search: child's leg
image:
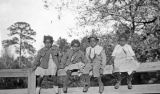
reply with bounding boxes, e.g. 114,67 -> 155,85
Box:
81,74 -> 90,92
127,71 -> 134,89
93,63 -> 104,93
81,63 -> 92,92
51,75 -> 59,94
36,75 -> 44,94
63,70 -> 71,93
113,72 -> 122,89
97,75 -> 104,94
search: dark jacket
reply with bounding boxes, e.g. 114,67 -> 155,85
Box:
34,46 -> 59,69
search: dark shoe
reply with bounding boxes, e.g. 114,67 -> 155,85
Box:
99,84 -> 104,93
98,77 -> 104,93
127,81 -> 132,89
114,72 -> 121,89
63,91 -> 67,93
63,87 -> 67,93
127,73 -> 133,89
83,84 -> 89,92
114,81 -> 121,89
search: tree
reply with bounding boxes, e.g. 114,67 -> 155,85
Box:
57,37 -> 70,53
0,47 -> 15,69
43,0 -> 160,62
2,22 -> 36,68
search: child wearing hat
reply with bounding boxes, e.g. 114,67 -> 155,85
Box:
82,34 -> 106,94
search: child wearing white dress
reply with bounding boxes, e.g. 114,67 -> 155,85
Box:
112,35 -> 139,89
32,36 -> 59,94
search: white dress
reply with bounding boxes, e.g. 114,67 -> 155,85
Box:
112,44 -> 140,74
35,54 -> 57,76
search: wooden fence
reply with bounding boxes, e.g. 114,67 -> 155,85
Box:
0,61 -> 160,94
0,69 -> 36,94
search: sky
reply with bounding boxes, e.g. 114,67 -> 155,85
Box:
0,0 -> 114,57
0,0 -> 80,53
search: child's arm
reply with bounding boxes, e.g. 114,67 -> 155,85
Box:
32,50 -> 42,71
81,51 -> 88,64
101,49 -> 107,69
60,50 -> 69,68
111,45 -> 118,66
85,47 -> 91,63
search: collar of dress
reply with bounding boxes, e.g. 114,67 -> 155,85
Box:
87,45 -> 103,55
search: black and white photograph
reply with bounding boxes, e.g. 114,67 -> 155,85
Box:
0,0 -> 160,94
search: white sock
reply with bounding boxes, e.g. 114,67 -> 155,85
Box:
54,86 -> 58,93
36,87 -> 40,94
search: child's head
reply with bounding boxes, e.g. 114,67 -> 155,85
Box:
118,34 -> 128,46
43,35 -> 53,48
71,39 -> 80,51
88,35 -> 99,47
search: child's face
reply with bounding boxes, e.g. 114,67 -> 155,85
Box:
119,37 -> 126,46
44,39 -> 52,48
72,43 -> 80,51
89,38 -> 98,47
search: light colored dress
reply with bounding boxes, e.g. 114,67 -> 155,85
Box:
112,44 -> 139,74
35,54 -> 57,76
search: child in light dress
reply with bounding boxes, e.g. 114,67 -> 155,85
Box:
112,34 -> 139,89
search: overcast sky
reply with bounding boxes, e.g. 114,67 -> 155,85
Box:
0,0 -> 79,52
0,0 -> 114,57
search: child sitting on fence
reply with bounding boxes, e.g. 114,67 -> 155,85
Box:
111,34 -> 139,89
32,35 -> 59,94
60,39 -> 86,93
82,34 -> 106,94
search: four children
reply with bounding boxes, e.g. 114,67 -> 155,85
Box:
32,32 -> 139,94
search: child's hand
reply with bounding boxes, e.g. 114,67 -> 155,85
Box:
99,68 -> 103,75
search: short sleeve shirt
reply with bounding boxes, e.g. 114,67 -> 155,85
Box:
112,44 -> 135,58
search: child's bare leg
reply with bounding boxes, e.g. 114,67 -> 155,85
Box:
36,75 -> 44,94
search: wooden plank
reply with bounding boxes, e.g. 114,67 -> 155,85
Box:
62,84 -> 160,94
1,84 -> 160,94
38,84 -> 160,94
0,72 -> 28,77
0,69 -> 28,77
28,69 -> 36,94
137,62 -> 160,72
58,61 -> 160,76
0,69 -> 28,73
0,89 -> 27,94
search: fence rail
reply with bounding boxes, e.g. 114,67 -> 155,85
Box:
0,61 -> 160,94
0,68 -> 36,94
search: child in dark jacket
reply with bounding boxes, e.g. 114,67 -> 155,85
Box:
32,35 -> 59,94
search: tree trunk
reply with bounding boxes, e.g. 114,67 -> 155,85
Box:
19,30 -> 22,68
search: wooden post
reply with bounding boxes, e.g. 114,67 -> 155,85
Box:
28,69 -> 36,94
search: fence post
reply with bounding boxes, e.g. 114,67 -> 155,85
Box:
28,69 -> 36,94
